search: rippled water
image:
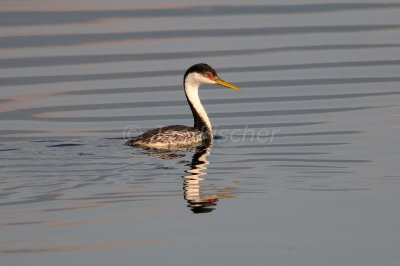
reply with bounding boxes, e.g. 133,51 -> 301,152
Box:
1,1 -> 400,265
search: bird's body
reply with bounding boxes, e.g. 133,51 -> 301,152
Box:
126,125 -> 204,151
125,63 -> 240,151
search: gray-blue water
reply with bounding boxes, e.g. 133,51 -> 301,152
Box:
1,1 -> 400,265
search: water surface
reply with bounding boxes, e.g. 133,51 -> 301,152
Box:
1,1 -> 400,265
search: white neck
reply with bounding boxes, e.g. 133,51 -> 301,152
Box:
184,73 -> 212,135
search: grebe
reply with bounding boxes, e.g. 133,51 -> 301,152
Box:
125,63 -> 240,150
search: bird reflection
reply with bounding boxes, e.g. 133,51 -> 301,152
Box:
144,144 -> 237,213
183,146 -> 237,214
184,147 -> 216,213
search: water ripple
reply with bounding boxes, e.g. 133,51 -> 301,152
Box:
1,24 -> 399,49
27,105 -> 391,122
1,3 -> 399,27
1,46 -> 399,69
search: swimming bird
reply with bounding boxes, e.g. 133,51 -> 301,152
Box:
125,63 -> 240,151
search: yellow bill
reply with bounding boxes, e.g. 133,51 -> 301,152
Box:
215,79 -> 241,90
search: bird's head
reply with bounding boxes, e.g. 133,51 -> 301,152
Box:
183,63 -> 240,90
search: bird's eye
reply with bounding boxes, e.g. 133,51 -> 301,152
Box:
209,74 -> 214,79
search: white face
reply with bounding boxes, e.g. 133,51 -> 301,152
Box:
186,72 -> 217,86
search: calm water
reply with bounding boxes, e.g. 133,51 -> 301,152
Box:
1,1 -> 400,265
